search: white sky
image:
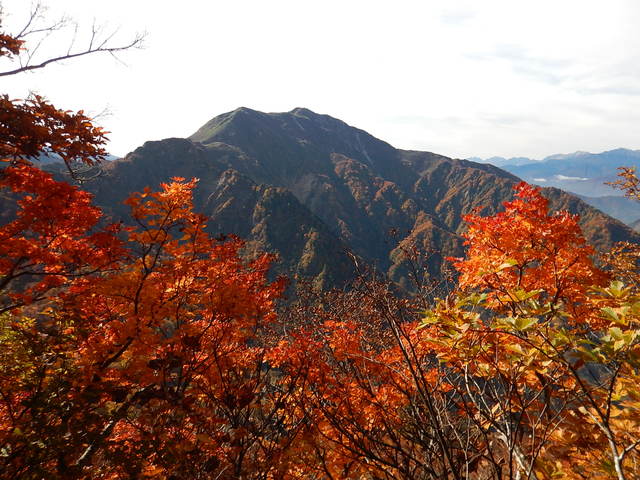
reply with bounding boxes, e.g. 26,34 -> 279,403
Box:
2,0 -> 640,160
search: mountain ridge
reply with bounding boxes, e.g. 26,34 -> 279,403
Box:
471,148 -> 640,223
40,108 -> 640,290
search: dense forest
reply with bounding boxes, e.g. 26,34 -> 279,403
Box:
2,6 -> 640,480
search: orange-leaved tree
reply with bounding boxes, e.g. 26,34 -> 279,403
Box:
450,182 -> 609,319
0,175 -> 304,479
0,8 -> 305,478
0,163 -> 124,313
605,167 -> 640,290
422,183 -> 640,479
272,277 -> 485,480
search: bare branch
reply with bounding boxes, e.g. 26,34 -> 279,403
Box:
15,2 -> 43,39
0,1 -> 145,77
0,33 -> 145,77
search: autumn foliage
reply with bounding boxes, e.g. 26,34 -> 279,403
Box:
0,163 -> 122,313
451,182 -> 609,315
3,8 -> 640,479
0,94 -> 109,167
1,19 -> 296,474
420,184 -> 640,479
2,140 -> 640,480
2,107 -> 640,480
0,171 -> 304,478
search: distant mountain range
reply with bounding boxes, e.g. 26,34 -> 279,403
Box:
467,156 -> 539,168
32,108 -> 640,291
470,149 -> 640,225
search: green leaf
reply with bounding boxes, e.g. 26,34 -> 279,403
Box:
601,307 -> 623,325
614,339 -> 626,352
496,259 -> 518,272
576,347 -> 598,362
514,317 -> 538,331
419,310 -> 440,328
609,327 -> 624,341
467,292 -> 488,306
507,343 -> 525,355
608,280 -> 626,298
551,330 -> 571,347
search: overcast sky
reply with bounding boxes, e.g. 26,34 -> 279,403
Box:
2,0 -> 640,160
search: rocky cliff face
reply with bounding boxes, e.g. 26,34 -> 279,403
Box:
34,108 -> 640,290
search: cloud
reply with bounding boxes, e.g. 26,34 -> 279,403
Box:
465,44 -> 570,85
480,113 -> 549,128
555,175 -> 589,181
382,114 -> 471,128
574,79 -> 640,97
440,9 -> 477,25
465,42 -> 640,103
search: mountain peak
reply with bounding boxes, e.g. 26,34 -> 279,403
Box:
224,106 -> 270,121
190,107 -> 274,145
189,107 -> 396,164
48,107 -> 640,292
290,107 -> 317,117
602,147 -> 640,156
236,106 -> 257,112
286,107 -> 351,130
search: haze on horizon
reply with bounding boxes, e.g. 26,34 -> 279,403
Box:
2,0 -> 639,161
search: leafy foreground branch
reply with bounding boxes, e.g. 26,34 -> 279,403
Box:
0,170 -> 293,478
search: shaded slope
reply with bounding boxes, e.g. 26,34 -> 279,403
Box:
81,137 -> 356,289
191,108 -> 640,285
19,107 -> 639,292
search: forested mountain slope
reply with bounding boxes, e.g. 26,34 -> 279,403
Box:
56,108 -> 640,289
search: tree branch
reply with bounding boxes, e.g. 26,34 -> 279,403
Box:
0,34 -> 144,77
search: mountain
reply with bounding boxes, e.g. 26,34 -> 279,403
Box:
76,137 -> 356,291
468,156 -> 539,168
543,151 -> 591,162
473,149 -> 640,224
576,194 -> 639,225
510,149 -> 640,193
486,149 -> 640,197
23,108 -> 640,291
